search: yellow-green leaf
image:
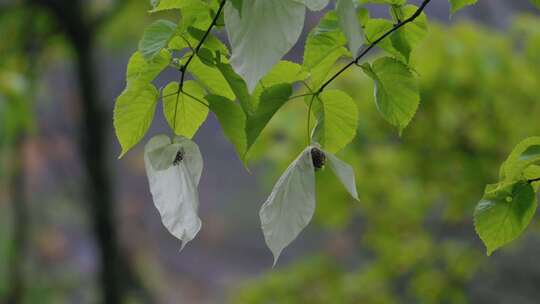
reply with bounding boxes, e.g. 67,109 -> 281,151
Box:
163,81 -> 208,138
114,83 -> 159,157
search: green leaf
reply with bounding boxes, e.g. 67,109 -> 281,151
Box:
114,83 -> 159,157
259,61 -> 309,89
390,5 -> 428,62
174,1 -> 212,31
187,27 -> 230,55
303,11 -> 347,70
139,20 -> 177,60
206,94 -> 247,158
449,0 -> 477,14
246,83 -> 293,153
188,56 -> 236,100
303,11 -> 349,89
361,57 -> 420,133
530,0 -> 540,9
364,5 -> 428,62
310,48 -> 350,90
336,0 -> 364,56
499,137 -> 540,181
364,18 -> 396,55
357,7 -> 370,27
162,81 -> 208,138
126,50 -> 171,85
312,90 -> 358,153
224,0 -> 305,91
520,145 -> 540,161
474,181 -> 537,255
215,60 -> 253,114
252,61 -> 308,109
196,48 -> 216,67
525,165 -> 540,191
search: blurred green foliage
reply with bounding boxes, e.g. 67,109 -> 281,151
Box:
233,16 -> 540,304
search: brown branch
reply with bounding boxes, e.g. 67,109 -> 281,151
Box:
317,0 -> 433,93
172,0 -> 226,131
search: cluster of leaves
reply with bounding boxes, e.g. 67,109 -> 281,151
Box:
113,0 -> 539,262
474,138 -> 540,255
114,0 -> 437,162
113,0 -> 441,256
231,17 -> 540,303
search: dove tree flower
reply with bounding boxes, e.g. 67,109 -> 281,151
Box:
144,135 -> 204,250
259,145 -> 359,264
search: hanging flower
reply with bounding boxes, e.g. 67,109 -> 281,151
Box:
144,134 -> 204,250
259,145 -> 359,265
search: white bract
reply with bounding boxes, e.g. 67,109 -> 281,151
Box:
259,146 -> 359,265
336,0 -> 364,56
225,0 -> 329,92
144,134 -> 203,250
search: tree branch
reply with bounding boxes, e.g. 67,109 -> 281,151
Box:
178,0 -> 226,90
172,0 -> 226,131
317,0 -> 433,94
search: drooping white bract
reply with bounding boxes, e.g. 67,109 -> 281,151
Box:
144,134 -> 203,250
224,0 -> 305,92
225,0 -> 329,92
259,146 -> 359,265
336,0 -> 364,56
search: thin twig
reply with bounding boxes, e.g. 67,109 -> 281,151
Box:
317,0 -> 432,94
289,93 -> 315,101
172,0 -> 226,132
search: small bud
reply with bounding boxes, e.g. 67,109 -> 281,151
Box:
311,147 -> 326,170
173,149 -> 184,166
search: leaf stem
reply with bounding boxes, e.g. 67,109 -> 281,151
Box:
306,95 -> 316,146
182,90 -> 209,108
172,0 -> 227,133
316,0 -> 432,94
289,92 -> 314,101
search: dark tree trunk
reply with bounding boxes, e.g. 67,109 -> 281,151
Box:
28,0 -> 124,302
72,30 -> 124,304
23,1 -> 153,302
72,26 -> 153,304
